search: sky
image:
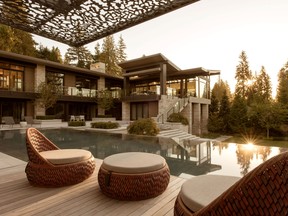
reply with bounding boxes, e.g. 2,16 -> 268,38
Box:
33,0 -> 288,97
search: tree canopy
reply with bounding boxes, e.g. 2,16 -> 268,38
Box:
235,51 -> 252,100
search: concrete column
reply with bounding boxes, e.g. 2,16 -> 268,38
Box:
97,77 -> 105,116
180,79 -> 184,97
124,77 -> 130,96
192,103 -> 201,135
160,63 -> 167,95
201,104 -> 209,134
184,78 -> 188,96
197,77 -> 201,98
34,64 -> 46,117
97,77 -> 105,90
122,102 -> 130,121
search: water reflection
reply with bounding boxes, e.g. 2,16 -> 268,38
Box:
0,129 -> 286,177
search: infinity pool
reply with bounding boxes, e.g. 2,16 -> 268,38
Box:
0,128 -> 286,177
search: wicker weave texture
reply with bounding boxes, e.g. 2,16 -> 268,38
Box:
98,164 -> 170,200
25,128 -> 96,187
174,151 -> 288,216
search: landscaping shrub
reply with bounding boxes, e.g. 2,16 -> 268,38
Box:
96,115 -> 113,118
91,121 -> 119,129
36,115 -> 55,120
127,118 -> 159,136
68,121 -> 86,127
167,113 -> 189,125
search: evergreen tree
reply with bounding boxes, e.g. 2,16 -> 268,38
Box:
93,35 -> 127,76
0,24 -> 36,56
50,47 -> 63,63
235,51 -> 252,100
207,92 -> 221,132
12,28 -> 36,56
229,95 -> 248,133
209,92 -> 219,115
218,90 -> 231,133
276,61 -> 288,106
250,66 -> 272,103
100,35 -> 121,76
0,24 -> 15,51
64,46 -> 92,69
212,79 -> 232,102
116,35 -> 127,64
35,45 -> 63,63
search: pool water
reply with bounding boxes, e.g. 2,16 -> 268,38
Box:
0,128 -> 286,177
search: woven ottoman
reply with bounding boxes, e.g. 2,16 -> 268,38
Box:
174,175 -> 240,215
98,152 -> 170,200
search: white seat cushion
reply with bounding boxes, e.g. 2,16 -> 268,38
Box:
102,152 -> 166,174
180,175 -> 241,212
40,149 -> 92,165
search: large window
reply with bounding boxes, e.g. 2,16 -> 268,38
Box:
0,62 -> 24,91
74,76 -> 97,97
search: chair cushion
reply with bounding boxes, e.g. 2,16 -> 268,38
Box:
180,175 -> 241,212
39,149 -> 92,165
102,152 -> 166,174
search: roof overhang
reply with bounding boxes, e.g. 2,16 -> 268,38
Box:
120,53 -> 220,81
0,0 -> 199,47
0,50 -> 122,80
169,68 -> 221,79
120,53 -> 180,75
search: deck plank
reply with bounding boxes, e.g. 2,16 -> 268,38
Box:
0,157 -> 186,216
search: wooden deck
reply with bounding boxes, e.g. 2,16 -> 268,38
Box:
0,155 -> 186,216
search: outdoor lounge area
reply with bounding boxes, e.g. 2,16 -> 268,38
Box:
0,153 -> 185,215
1,126 -> 287,215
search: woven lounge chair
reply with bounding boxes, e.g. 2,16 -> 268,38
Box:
25,128 -> 96,187
174,151 -> 288,215
2,116 -> 15,127
24,116 -> 42,127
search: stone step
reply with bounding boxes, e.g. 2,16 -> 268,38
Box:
158,129 -> 183,135
178,134 -> 195,140
158,131 -> 187,138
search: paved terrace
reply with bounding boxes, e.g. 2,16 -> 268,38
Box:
0,122 -> 186,216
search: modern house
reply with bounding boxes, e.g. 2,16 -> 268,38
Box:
0,51 -> 219,135
0,50 -> 123,122
120,53 -> 220,135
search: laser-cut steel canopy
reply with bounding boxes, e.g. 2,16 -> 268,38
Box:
0,0 -> 199,47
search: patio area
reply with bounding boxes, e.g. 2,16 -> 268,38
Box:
0,153 -> 185,216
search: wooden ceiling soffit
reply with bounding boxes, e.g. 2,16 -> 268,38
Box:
0,0 -> 199,47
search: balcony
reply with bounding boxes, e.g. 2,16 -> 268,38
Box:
0,89 -> 37,99
123,91 -> 161,102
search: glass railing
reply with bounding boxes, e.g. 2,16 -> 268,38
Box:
64,87 -> 122,99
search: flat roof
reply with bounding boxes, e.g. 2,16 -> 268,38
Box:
0,50 -> 122,80
0,0 -> 199,47
119,53 -> 220,78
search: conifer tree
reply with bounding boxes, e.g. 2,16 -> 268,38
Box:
229,95 -> 248,133
207,92 -> 221,132
235,51 -> 252,100
93,35 -> 127,76
116,35 -> 127,64
276,61 -> 288,106
0,24 -> 36,56
100,35 -> 119,75
218,90 -> 231,133
250,66 -> 272,103
64,46 -> 92,69
212,79 -> 232,102
36,45 -> 63,63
